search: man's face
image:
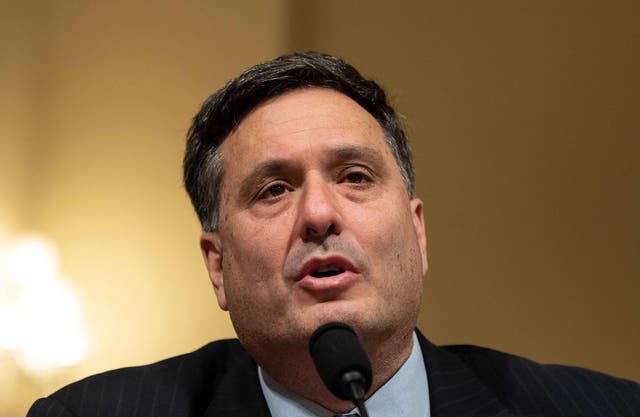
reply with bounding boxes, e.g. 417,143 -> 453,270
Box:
201,88 -> 427,356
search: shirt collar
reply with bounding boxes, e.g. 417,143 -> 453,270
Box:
259,331 -> 430,417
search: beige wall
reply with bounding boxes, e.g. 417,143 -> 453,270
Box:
2,1 -> 638,415
1,1 -> 289,414
290,0 -> 639,380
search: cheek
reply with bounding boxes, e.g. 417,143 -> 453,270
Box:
358,203 -> 410,251
361,205 -> 424,287
221,221 -> 287,302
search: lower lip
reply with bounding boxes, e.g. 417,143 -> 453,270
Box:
297,271 -> 358,292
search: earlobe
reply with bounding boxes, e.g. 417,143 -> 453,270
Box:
200,232 -> 228,310
410,198 -> 428,275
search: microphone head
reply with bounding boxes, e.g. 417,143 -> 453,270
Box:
309,322 -> 372,401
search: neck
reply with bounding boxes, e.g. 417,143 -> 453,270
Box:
256,328 -> 415,413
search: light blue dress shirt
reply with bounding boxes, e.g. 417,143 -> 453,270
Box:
258,332 -> 430,417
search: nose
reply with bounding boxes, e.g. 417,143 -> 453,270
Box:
297,175 -> 342,241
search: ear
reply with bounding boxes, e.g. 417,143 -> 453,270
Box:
410,198 -> 428,275
200,231 -> 228,311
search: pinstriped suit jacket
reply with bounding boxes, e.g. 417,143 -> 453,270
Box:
26,331 -> 639,417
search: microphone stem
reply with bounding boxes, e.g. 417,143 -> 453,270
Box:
354,398 -> 370,417
348,382 -> 370,417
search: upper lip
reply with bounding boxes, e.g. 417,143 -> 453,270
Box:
296,255 -> 358,281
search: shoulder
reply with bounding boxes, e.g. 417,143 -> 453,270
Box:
27,339 -> 252,417
442,344 -> 640,417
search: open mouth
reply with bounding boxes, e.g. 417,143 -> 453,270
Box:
310,265 -> 345,278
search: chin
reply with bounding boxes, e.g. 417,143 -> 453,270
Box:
297,300 -> 375,334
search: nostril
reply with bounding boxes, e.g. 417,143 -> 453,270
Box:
306,224 -> 335,237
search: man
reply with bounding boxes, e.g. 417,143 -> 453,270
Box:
27,52 -> 638,417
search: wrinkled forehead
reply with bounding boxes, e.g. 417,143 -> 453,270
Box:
219,88 -> 391,162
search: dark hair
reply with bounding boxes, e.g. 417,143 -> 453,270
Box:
183,51 -> 414,231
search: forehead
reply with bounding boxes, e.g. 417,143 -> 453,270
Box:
218,88 -> 393,168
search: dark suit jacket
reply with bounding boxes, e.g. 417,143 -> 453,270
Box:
27,331 -> 639,417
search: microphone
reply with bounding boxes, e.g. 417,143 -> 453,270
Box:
309,322 -> 372,417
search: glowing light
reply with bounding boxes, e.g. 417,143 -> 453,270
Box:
0,235 -> 88,372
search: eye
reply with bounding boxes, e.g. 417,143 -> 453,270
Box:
340,167 -> 373,185
344,171 -> 367,183
257,182 -> 291,200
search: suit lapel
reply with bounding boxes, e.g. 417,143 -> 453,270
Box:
201,332 -> 513,417
417,332 -> 514,417
202,350 -> 272,417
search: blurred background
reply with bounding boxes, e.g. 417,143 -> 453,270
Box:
1,1 -> 638,415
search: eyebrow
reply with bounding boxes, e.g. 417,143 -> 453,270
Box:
330,146 -> 387,169
238,159 -> 293,201
237,145 -> 389,200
